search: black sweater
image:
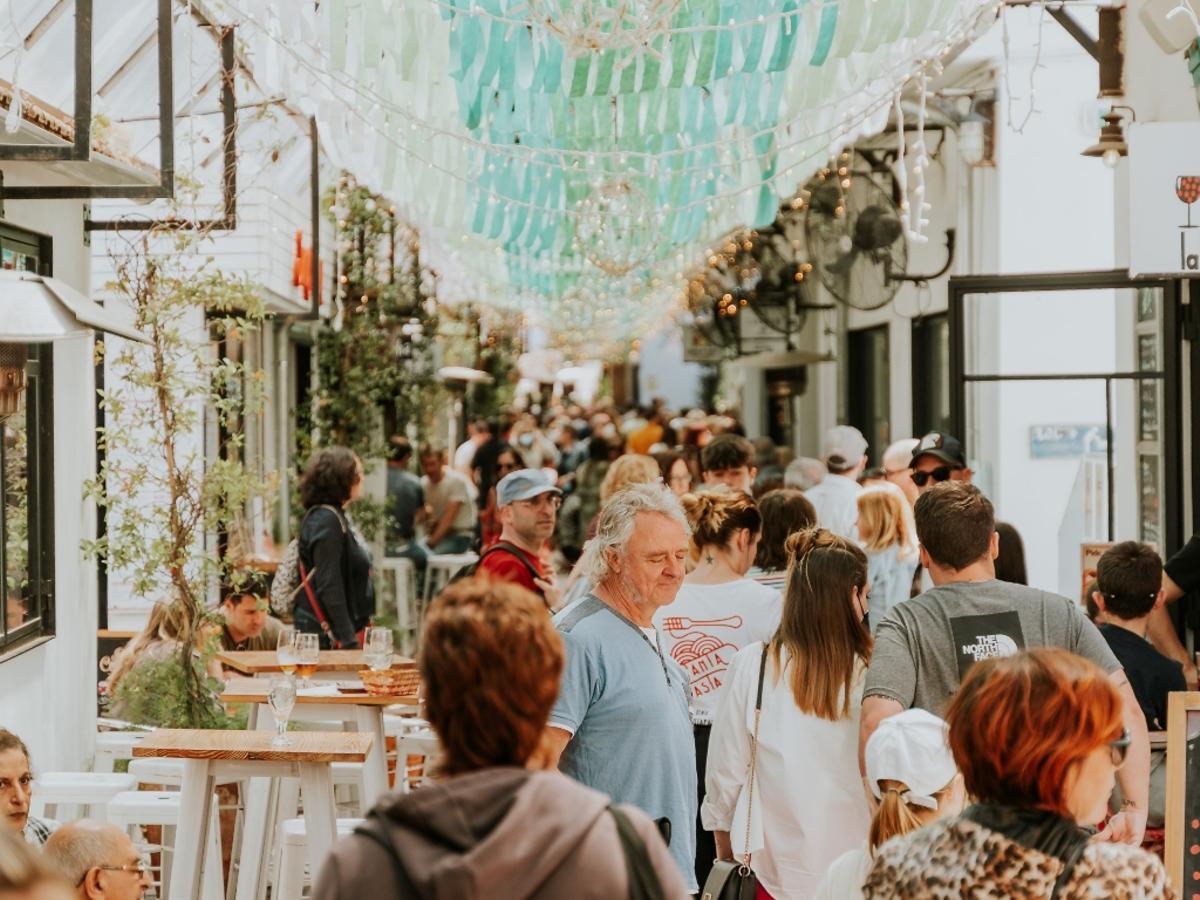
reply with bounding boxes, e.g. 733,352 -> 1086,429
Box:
297,505 -> 374,648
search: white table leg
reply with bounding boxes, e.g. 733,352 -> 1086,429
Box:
234,705 -> 275,900
354,706 -> 388,811
297,762 -> 338,885
170,759 -> 215,900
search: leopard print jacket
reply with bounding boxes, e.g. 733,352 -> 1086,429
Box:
862,817 -> 1174,899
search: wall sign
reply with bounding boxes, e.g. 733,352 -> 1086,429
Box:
1129,122 -> 1200,276
1028,424 -> 1107,459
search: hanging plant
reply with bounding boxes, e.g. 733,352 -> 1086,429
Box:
295,173 -> 441,539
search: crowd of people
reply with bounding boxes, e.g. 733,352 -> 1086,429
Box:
4,398 -> 1198,899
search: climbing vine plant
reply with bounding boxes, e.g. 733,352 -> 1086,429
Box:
83,228 -> 273,726
295,173 -> 440,538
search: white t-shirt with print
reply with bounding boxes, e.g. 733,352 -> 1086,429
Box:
653,578 -> 782,724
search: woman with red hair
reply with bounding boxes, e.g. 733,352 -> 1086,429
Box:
863,648 -> 1172,898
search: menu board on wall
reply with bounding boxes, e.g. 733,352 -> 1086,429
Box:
1165,692 -> 1200,894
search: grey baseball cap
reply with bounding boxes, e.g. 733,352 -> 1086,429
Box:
496,469 -> 562,507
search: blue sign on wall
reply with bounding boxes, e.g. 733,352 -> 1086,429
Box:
1029,425 -> 1108,459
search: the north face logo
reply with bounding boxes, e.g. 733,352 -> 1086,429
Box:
960,633 -> 1020,662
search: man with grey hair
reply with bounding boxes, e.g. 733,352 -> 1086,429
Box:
784,456 -> 827,492
544,483 -> 697,892
42,821 -> 150,900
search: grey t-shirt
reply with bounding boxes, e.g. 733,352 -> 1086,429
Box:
863,579 -> 1120,715
550,595 -> 698,892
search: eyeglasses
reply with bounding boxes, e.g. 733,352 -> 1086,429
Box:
514,494 -> 562,510
910,466 -> 958,488
78,862 -> 150,886
1108,729 -> 1132,768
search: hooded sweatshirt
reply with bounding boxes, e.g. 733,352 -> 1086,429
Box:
311,766 -> 689,900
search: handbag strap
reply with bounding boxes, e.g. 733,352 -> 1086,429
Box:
298,557 -> 341,649
609,806 -> 667,900
740,644 -> 770,867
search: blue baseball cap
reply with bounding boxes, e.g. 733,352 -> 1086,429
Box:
496,469 -> 562,507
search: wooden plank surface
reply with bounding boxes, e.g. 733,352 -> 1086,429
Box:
216,649 -> 416,675
132,728 -> 373,762
220,677 -> 418,706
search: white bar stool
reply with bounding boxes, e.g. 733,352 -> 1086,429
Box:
379,557 -> 420,654
423,552 -> 477,605
93,731 -> 149,774
107,790 -> 224,900
30,772 -> 137,822
273,817 -> 363,900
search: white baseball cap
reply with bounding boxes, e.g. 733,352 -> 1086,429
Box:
822,425 -> 868,468
865,709 -> 957,810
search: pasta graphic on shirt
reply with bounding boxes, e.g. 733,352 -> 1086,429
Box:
663,615 -> 743,699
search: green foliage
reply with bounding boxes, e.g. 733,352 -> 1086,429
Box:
294,173 -> 441,538
106,655 -> 243,730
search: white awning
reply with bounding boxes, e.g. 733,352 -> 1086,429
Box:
0,271 -> 149,344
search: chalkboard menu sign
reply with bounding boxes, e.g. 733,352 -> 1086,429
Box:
1166,692 -> 1200,895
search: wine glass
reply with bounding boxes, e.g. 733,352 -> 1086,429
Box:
276,627 -> 298,676
295,633 -> 320,688
1176,176 -> 1200,228
363,627 -> 394,672
267,676 -> 296,747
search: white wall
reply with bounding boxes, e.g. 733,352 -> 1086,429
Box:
637,327 -> 704,411
0,168 -> 99,773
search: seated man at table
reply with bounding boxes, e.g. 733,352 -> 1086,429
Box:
0,729 -> 57,847
219,572 -> 283,653
43,820 -> 151,900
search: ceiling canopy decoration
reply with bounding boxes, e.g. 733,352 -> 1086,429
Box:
221,0 -> 1000,350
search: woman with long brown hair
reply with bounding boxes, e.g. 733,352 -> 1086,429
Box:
703,528 -> 873,900
653,491 -> 782,888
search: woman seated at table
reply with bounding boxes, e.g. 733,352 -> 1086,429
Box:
312,577 -> 687,899
103,601 -> 224,726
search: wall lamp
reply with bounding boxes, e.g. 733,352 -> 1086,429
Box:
1082,105 -> 1136,168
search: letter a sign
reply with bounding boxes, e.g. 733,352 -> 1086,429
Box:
1129,122 -> 1200,276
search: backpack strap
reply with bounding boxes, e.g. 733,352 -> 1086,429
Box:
609,805 -> 667,900
353,816 -> 422,897
480,541 -> 545,595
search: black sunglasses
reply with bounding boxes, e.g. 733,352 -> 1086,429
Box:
911,466 -> 957,488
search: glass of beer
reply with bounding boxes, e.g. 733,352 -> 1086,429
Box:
276,627 -> 299,675
295,633 -> 320,686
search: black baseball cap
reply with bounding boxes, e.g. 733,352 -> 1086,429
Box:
910,431 -> 966,468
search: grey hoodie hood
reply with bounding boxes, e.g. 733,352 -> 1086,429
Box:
362,767 -> 613,899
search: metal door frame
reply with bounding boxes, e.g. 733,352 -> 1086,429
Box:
947,269 -> 1184,555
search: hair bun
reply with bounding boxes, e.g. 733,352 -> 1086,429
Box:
785,527 -> 846,560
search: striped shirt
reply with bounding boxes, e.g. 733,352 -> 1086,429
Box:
748,566 -> 788,592
24,815 -> 58,846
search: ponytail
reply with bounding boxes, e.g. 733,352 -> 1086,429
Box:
868,782 -> 921,854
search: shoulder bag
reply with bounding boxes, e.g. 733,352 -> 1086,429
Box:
700,644 -> 769,900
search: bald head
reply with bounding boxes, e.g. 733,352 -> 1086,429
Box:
43,821 -> 146,899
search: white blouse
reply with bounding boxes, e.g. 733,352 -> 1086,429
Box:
701,642 -> 871,900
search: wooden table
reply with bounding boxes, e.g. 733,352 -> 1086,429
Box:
216,649 -> 416,677
221,678 -> 418,900
221,678 -> 416,806
133,729 -> 372,900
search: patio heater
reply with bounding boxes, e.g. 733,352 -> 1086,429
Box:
437,366 -> 493,452
0,271 -> 148,416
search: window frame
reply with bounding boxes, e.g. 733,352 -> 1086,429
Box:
0,342 -> 55,656
0,221 -> 55,657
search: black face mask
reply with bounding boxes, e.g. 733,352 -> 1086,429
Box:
862,611 -> 870,630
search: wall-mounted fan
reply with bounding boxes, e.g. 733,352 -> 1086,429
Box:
747,204 -> 815,335
805,169 -> 908,311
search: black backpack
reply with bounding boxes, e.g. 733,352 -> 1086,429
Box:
450,541 -> 545,598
